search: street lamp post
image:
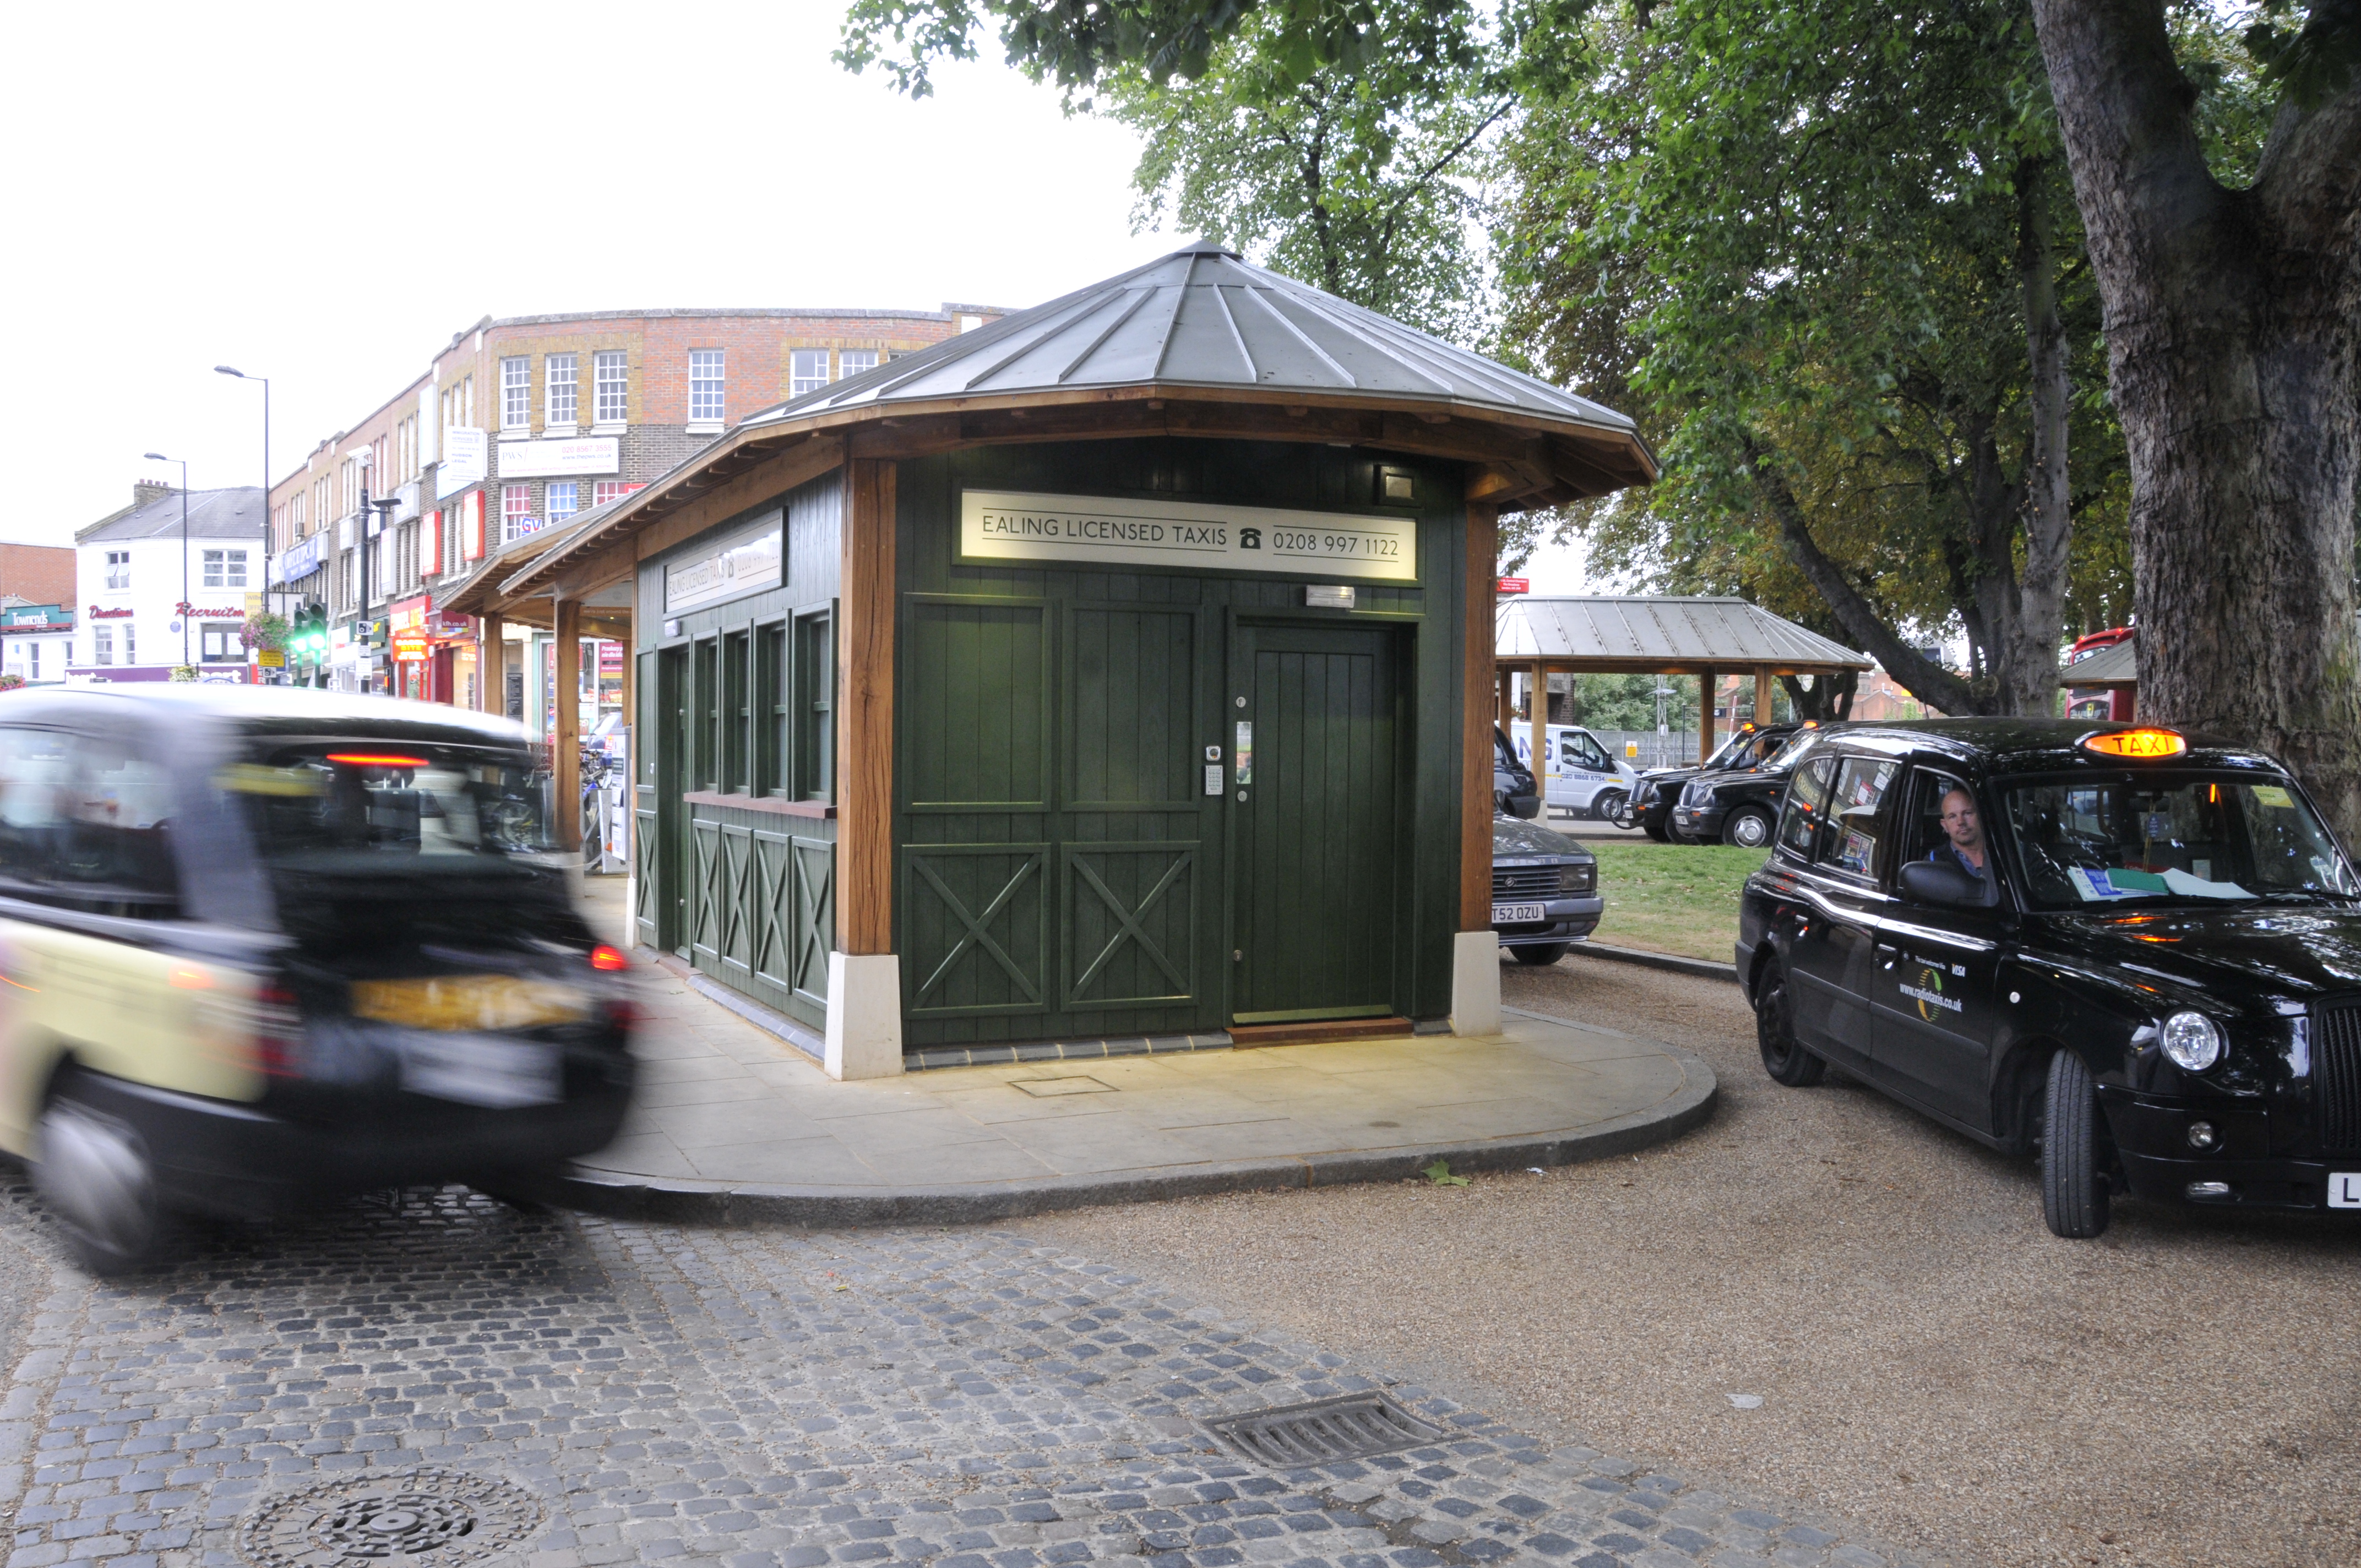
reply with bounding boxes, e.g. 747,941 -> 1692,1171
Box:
369,496 -> 398,696
214,366 -> 270,681
142,452 -> 190,671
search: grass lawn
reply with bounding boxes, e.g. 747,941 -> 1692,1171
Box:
1585,841 -> 1769,961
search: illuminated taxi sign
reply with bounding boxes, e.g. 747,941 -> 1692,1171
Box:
2080,727 -> 2187,760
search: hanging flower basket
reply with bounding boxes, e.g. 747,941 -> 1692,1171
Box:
241,611 -> 289,653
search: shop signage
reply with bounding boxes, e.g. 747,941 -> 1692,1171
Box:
88,606 -> 133,618
496,436 -> 619,479
959,489 -> 1419,582
1497,577 -> 1530,594
393,634 -> 431,662
256,649 -> 285,667
438,427 -> 488,499
177,602 -> 246,619
664,515 -> 782,614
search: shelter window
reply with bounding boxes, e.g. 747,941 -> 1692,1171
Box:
793,607 -> 834,801
548,482 -> 579,524
839,349 -> 877,379
790,349 -> 829,396
722,630 -> 752,792
757,623 -> 786,796
105,550 -> 130,590
545,353 -> 577,426
693,638 -> 721,791
594,351 -> 628,423
690,350 -> 726,423
501,357 -> 531,429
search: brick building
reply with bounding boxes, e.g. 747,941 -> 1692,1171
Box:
0,542 -> 74,607
269,304 -> 1002,699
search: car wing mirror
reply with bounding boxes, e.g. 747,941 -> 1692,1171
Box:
1898,859 -> 1986,908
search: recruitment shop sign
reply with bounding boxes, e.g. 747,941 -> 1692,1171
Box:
959,489 -> 1418,582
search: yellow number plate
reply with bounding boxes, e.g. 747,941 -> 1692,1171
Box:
350,974 -> 592,1031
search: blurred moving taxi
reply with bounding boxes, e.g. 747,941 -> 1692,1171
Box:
0,686 -> 635,1272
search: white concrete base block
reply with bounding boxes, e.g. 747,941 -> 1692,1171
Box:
1450,930 -> 1503,1037
824,952 -> 907,1080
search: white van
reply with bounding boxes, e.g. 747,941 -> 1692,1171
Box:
1510,723 -> 1641,820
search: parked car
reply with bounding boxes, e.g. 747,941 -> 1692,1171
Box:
1625,722 -> 1801,841
1738,717 -> 2361,1238
1509,723 -> 1643,820
1672,725 -> 1829,847
1492,813 -> 1601,965
0,685 -> 637,1273
1494,727 -> 1539,820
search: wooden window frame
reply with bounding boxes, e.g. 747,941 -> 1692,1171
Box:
756,618 -> 787,797
792,603 -> 835,802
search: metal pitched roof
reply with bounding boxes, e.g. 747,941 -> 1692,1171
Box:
80,487 -> 265,543
740,243 -> 1639,440
1497,596 -> 1872,671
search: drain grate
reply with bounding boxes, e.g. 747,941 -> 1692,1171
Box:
1207,1391 -> 1447,1466
238,1466 -> 545,1566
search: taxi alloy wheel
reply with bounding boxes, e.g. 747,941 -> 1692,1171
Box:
34,1079 -> 172,1276
2041,1049 -> 2113,1239
1723,805 -> 1775,849
1595,789 -> 1629,826
1755,969 -> 1827,1087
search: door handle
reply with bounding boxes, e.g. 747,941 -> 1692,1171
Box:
1875,941 -> 1897,971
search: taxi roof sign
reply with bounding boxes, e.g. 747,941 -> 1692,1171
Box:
2081,727 -> 2186,760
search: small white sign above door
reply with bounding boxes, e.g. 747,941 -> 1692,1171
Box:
665,516 -> 782,614
960,489 -> 1417,582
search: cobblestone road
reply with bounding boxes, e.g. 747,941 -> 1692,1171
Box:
1,1177 -> 1944,1568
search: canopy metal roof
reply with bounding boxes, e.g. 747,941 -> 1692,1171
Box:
744,243 -> 1641,443
1497,596 -> 1872,674
2064,636 -> 2137,685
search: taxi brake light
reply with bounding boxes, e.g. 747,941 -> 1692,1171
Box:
590,945 -> 629,972
2080,728 -> 2187,760
325,752 -> 431,767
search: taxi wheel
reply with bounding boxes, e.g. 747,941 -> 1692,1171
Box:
1755,970 -> 1827,1087
2041,1050 -> 2113,1238
1512,943 -> 1569,966
33,1077 -> 175,1277
1642,818 -> 1670,842
1595,790 -> 1628,825
1722,805 -> 1775,849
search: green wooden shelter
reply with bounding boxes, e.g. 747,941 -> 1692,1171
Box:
479,243 -> 1656,1076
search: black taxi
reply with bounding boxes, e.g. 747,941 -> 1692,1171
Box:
1736,718 -> 2361,1238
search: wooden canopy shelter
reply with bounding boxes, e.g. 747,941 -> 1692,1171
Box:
1495,595 -> 1872,775
444,242 -> 1658,944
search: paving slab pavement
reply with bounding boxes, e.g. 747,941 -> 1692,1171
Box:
571,879 -> 1716,1226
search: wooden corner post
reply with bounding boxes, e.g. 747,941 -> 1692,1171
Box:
1454,502 -> 1503,1036
477,613 -> 503,715
553,597 -> 582,854
828,457 -> 905,1079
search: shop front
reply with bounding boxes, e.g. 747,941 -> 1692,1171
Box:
460,244 -> 1655,1077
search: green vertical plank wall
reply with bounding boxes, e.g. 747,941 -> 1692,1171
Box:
894,437 -> 1470,1049
637,469 -> 844,1034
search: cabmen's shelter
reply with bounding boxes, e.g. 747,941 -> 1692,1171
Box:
461,243 -> 1656,1076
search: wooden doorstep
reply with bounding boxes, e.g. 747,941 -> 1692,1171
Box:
1227,1016 -> 1415,1049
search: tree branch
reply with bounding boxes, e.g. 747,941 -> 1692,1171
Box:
2257,74 -> 2361,257
1740,433 -> 1984,716
2030,1 -> 2226,262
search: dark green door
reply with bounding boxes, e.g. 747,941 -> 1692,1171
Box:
1232,623 -> 1404,1023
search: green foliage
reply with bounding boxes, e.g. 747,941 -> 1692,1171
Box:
240,611 -> 289,654
2238,0 -> 2361,111
836,0 -> 1489,102
1105,4 -> 1508,338
1564,672 -> 1696,731
1421,1157 -> 1471,1185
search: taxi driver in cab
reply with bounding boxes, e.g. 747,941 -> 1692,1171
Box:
1933,785 -> 2000,903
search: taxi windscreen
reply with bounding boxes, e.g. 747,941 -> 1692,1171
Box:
217,739 -> 558,875
2002,774 -> 2358,908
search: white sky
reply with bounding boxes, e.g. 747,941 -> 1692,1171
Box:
4,1 -> 1167,547
6,0 -> 1604,591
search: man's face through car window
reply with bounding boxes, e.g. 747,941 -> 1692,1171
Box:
1941,787 -> 1987,862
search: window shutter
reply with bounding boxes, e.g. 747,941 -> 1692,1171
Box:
425,509 -> 442,576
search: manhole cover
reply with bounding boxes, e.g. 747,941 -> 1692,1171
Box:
238,1467 -> 545,1566
1207,1391 -> 1446,1466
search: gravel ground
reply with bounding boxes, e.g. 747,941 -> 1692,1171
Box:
1029,954 -> 2361,1568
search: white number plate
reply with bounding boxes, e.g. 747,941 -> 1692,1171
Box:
1493,902 -> 1547,924
2330,1172 -> 2361,1208
402,1034 -> 562,1108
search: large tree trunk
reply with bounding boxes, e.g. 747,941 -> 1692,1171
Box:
2032,1 -> 2361,838
2008,158 -> 2074,719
